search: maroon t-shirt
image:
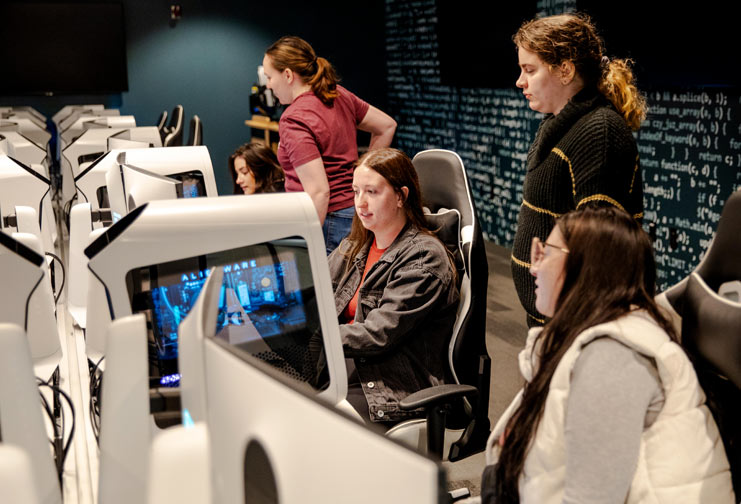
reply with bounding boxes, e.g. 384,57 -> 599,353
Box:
277,85 -> 370,212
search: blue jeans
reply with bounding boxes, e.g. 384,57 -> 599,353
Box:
322,205 -> 354,255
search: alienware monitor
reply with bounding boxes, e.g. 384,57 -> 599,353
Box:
125,239 -> 322,387
121,163 -> 182,211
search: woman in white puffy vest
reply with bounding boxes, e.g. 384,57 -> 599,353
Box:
479,205 -> 734,503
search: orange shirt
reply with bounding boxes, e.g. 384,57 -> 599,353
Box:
342,240 -> 387,323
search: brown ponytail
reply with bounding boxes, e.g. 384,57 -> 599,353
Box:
514,13 -> 648,130
599,58 -> 647,131
265,36 -> 339,106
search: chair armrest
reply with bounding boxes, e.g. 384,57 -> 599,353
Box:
399,384 -> 478,410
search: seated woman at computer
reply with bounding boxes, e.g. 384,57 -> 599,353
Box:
477,206 -> 734,504
228,143 -> 285,194
327,148 -> 459,425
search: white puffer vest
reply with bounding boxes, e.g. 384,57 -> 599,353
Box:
487,310 -> 735,503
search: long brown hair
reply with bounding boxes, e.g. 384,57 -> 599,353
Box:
342,148 -> 435,266
493,205 -> 677,503
265,36 -> 339,106
228,143 -> 285,194
513,13 -> 647,130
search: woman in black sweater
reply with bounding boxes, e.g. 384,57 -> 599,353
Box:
510,13 -> 647,326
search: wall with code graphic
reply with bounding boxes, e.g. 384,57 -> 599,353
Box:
385,0 -> 741,290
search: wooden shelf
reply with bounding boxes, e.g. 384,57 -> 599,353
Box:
244,115 -> 279,132
245,115 -> 279,152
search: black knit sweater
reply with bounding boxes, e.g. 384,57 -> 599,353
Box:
511,88 -> 644,326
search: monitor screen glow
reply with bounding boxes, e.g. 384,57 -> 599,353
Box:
126,239 -> 324,387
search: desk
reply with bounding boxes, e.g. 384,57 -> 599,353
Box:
244,115 -> 279,152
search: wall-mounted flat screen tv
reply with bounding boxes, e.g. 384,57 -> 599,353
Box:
0,2 -> 128,95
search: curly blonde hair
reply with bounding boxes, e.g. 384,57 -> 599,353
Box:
514,13 -> 647,130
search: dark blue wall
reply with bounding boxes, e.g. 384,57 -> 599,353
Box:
1,0 -> 386,194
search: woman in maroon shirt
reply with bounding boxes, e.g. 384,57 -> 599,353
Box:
263,36 -> 396,254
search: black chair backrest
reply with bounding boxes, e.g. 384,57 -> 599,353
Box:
695,189 -> 741,292
425,209 -> 464,288
412,149 -> 490,415
665,189 -> 741,308
163,105 -> 184,147
187,115 -> 202,146
681,274 -> 741,495
661,188 -> 741,495
156,110 -> 168,136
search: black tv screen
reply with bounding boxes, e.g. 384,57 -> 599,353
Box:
578,1 -> 739,88
0,2 -> 128,95
436,1 -> 536,89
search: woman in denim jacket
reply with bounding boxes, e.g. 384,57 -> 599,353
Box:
327,148 -> 459,426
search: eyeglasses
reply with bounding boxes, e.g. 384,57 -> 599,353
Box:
530,236 -> 569,266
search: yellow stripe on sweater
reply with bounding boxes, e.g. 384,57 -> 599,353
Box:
511,254 -> 531,269
629,155 -> 639,194
576,194 -> 626,211
522,199 -> 563,218
527,312 -> 546,324
551,148 -> 576,197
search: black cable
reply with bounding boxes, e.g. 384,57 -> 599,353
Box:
37,378 -> 63,482
45,252 -> 66,304
63,192 -> 78,232
89,356 -> 105,444
38,381 -> 75,468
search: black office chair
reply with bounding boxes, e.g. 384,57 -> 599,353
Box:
659,188 -> 741,495
187,115 -> 202,146
163,105 -> 184,147
156,110 -> 168,142
386,149 -> 491,463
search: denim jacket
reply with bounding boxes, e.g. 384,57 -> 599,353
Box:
327,224 -> 459,422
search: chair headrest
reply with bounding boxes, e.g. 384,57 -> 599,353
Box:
414,150 -> 474,228
683,272 -> 741,389
696,188 -> 741,290
425,208 -> 464,281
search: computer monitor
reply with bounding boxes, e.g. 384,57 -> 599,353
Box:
0,230 -> 44,329
59,112 -> 131,147
0,230 -> 62,380
117,146 -> 217,198
61,127 -> 128,204
0,130 -> 47,167
51,104 -> 104,128
122,163 -> 183,211
107,127 -> 162,150
0,155 -> 53,253
57,107 -> 115,134
105,158 -> 189,221
74,150 -> 119,215
1,109 -> 46,130
62,127 -> 129,177
128,238 -> 319,382
58,108 -> 120,131
74,146 -> 217,220
176,268 -> 445,503
61,125 -> 162,205
0,324 -> 61,504
84,194 -> 346,406
0,116 -> 50,148
5,106 -> 46,124
107,137 -> 149,150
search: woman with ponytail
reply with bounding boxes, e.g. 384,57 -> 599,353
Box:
263,36 -> 397,254
509,13 -> 647,327
478,205 -> 734,504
